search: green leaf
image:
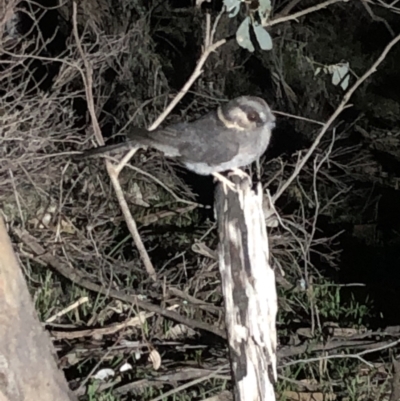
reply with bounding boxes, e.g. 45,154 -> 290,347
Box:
340,74 -> 350,90
236,17 -> 254,52
223,0 -> 241,18
253,22 -> 273,50
331,63 -> 349,89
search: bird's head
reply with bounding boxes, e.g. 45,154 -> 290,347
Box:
217,96 -> 275,132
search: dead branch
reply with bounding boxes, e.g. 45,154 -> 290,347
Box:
215,174 -> 277,401
0,217 -> 76,401
13,226 -> 227,339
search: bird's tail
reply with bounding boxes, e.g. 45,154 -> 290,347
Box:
74,141 -> 138,160
75,127 -> 151,160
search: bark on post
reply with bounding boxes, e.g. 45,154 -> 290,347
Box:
0,217 -> 76,401
215,173 -> 277,401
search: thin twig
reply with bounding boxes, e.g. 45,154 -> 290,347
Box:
267,0 -> 350,27
123,164 -> 202,207
107,163 -> 157,280
14,227 -> 227,339
360,0 -> 395,37
148,365 -> 230,401
72,4 -> 227,280
72,2 -> 103,145
72,1 -> 156,279
149,42 -> 226,131
273,32 -> 400,202
273,110 -> 324,126
115,147 -> 139,176
8,168 -> 24,224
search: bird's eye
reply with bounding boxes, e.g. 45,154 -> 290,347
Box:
247,111 -> 260,122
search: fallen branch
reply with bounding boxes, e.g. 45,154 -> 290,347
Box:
14,227 -> 227,339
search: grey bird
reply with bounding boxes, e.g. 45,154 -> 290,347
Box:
79,96 -> 275,176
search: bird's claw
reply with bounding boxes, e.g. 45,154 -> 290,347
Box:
212,172 -> 237,194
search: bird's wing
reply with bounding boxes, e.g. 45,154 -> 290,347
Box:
80,110 -> 240,165
174,115 -> 240,165
126,114 -> 240,163
177,132 -> 240,165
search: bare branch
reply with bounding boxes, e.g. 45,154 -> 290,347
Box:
273,32 -> 400,202
267,0 -> 351,27
72,1 -> 156,279
149,15 -> 226,131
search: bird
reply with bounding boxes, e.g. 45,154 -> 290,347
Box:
78,96 -> 275,177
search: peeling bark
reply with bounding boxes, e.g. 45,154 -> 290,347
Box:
215,174 -> 277,401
